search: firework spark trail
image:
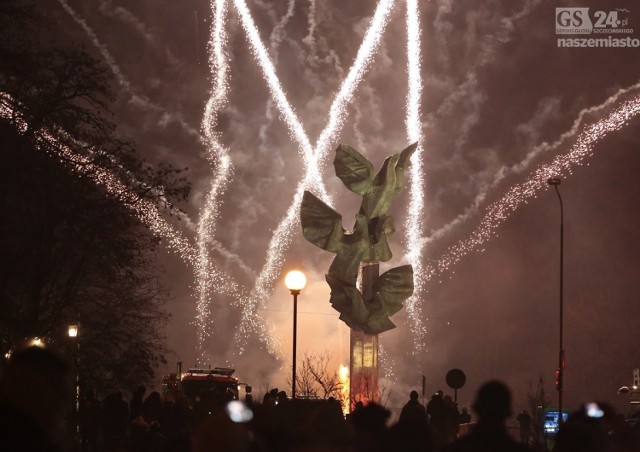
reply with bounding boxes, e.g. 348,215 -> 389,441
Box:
233,0 -> 394,192
232,0 -> 328,199
230,0 -> 396,355
59,0 -> 283,359
303,0 -> 344,76
61,0 -> 250,260
211,0 -> 331,355
98,1 -> 158,45
62,0 -> 248,360
426,1 -> 542,155
303,0 -> 318,59
0,94 -> 200,269
232,187 -> 302,356
425,94 -> 640,284
211,241 -> 257,278
257,0 -> 296,147
412,0 -> 534,352
2,91 -> 247,369
378,344 -> 396,380
57,0 -> 131,91
421,80 -> 640,249
310,0 -> 395,171
403,0 -> 427,354
193,0 -> 238,360
57,0 -> 203,141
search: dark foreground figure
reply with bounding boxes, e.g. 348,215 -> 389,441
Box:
0,345 -> 72,452
4,349 -> 640,452
441,380 -> 532,452
553,401 -> 640,452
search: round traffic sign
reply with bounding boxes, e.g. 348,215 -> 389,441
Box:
446,368 -> 466,390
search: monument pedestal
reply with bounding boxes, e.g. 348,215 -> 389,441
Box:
349,263 -> 379,409
349,329 -> 378,409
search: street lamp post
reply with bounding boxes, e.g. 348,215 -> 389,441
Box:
285,270 -> 306,400
547,178 -> 564,424
68,324 -> 80,443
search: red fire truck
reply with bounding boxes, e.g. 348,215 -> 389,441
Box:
163,365 -> 240,402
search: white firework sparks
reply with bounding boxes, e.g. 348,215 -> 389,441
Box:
403,0 -> 427,355
0,93 -> 198,268
230,0 -> 397,355
231,0 -> 329,199
42,0 -> 640,375
425,94 -> 640,283
0,92 -> 245,351
195,0 -> 236,363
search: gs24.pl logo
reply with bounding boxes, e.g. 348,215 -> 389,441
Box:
556,7 -> 632,34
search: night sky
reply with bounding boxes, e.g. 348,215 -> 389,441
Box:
43,0 -> 640,415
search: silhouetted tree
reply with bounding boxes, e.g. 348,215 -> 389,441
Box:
288,352 -> 344,401
0,0 -> 189,393
527,375 -> 551,446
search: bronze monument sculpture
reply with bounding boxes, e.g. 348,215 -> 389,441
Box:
300,142 -> 416,406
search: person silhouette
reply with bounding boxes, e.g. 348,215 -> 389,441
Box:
349,402 -> 390,452
441,380 -> 532,452
427,390 -> 446,446
459,407 -> 471,424
516,409 -> 532,444
390,391 -> 433,451
399,390 -> 427,425
130,385 -> 146,420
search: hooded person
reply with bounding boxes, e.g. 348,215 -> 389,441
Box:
441,380 -> 532,452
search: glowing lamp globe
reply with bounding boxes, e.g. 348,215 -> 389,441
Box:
285,270 -> 307,293
30,337 -> 46,348
68,324 -> 79,338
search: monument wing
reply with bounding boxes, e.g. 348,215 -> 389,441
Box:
397,142 -> 418,169
374,264 -> 414,316
393,142 -> 418,192
360,153 -> 399,219
326,273 -> 369,329
366,215 -> 394,263
333,144 -> 374,195
301,191 -> 344,253
363,313 -> 396,335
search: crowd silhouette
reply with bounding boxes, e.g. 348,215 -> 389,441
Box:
1,345 -> 640,451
